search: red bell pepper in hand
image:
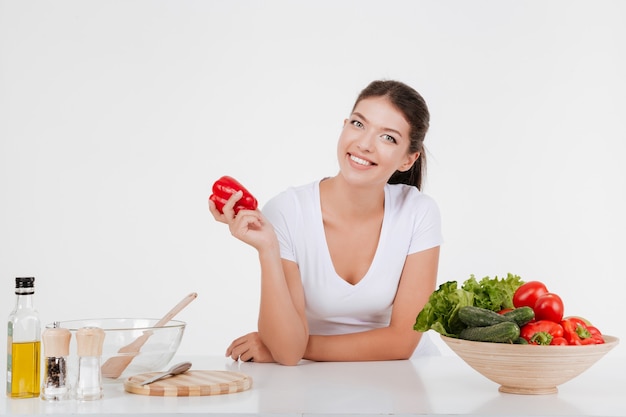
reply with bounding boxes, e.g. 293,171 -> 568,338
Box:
209,176 -> 258,214
520,320 -> 564,345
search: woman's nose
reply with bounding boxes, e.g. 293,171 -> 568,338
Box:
357,133 -> 375,152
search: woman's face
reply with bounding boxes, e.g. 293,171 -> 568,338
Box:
336,96 -> 418,188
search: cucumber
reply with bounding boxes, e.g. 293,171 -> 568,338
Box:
458,305 -> 535,329
458,306 -> 508,327
503,306 -> 535,326
514,336 -> 529,344
459,321 -> 520,343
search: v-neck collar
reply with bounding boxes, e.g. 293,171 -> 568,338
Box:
314,180 -> 390,288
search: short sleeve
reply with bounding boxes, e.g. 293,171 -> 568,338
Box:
262,190 -> 298,263
409,193 -> 443,254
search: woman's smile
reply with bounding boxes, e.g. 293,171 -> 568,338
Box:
349,153 -> 376,167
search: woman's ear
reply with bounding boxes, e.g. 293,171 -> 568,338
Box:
399,152 -> 420,172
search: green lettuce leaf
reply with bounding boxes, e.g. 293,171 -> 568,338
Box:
414,281 -> 474,336
414,273 -> 525,337
462,273 -> 523,312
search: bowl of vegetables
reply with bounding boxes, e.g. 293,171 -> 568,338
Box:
415,274 -> 619,394
440,332 -> 618,394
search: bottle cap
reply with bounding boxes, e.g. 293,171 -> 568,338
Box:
42,326 -> 71,357
76,327 -> 105,357
15,277 -> 35,288
15,277 -> 35,294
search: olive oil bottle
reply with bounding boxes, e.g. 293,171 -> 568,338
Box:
6,277 -> 41,398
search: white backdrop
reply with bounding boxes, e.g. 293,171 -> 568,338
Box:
1,1 -> 624,359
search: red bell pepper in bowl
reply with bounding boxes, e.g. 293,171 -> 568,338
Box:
561,318 -> 605,345
520,320 -> 564,345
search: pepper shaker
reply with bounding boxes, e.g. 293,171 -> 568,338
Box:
40,322 -> 71,400
75,327 -> 105,401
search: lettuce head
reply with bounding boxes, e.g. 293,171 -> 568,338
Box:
414,273 -> 525,337
414,281 -> 474,336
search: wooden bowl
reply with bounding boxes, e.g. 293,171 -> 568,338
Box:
440,334 -> 619,395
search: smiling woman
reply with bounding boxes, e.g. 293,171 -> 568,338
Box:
208,80 -> 443,365
1,0 -> 625,365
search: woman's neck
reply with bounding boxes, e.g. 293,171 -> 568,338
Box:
320,175 -> 385,219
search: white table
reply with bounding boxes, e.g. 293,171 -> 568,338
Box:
2,353 -> 625,416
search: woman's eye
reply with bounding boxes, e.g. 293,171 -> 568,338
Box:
350,120 -> 364,128
382,134 -> 397,144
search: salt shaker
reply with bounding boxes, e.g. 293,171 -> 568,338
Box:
40,322 -> 71,400
75,327 -> 105,401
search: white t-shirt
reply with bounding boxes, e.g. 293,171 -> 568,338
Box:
262,180 -> 443,336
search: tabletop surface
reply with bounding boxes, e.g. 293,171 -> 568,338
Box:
2,351 -> 625,416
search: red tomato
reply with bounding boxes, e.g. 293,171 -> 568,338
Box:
534,293 -> 564,322
513,281 -> 548,309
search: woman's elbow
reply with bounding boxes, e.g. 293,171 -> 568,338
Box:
391,344 -> 417,360
267,340 -> 306,366
391,333 -> 420,360
272,351 -> 303,366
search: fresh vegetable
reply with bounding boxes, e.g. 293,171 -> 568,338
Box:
550,336 -> 568,346
512,281 -> 548,309
209,176 -> 258,214
461,274 -> 523,312
414,281 -> 474,336
534,293 -> 564,322
520,320 -> 564,345
458,306 -> 534,329
514,337 -> 529,344
458,306 -> 508,327
415,274 -> 608,346
565,316 -> 593,329
414,274 -> 524,337
587,326 -> 605,344
561,318 -> 604,345
458,321 -> 520,343
502,306 -> 535,327
563,315 -> 593,326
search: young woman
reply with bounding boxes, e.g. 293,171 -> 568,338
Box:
209,80 -> 442,365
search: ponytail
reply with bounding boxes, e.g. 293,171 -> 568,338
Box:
388,152 -> 426,190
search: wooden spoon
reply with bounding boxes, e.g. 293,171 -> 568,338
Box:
100,292 -> 198,379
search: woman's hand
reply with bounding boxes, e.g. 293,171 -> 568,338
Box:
208,190 -> 277,251
226,332 -> 275,363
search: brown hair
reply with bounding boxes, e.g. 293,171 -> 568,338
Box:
353,80 -> 430,189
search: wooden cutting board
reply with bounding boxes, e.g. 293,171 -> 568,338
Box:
124,370 -> 253,397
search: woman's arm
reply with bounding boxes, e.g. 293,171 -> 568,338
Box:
224,257 -> 308,365
211,193 -> 309,365
256,254 -> 309,365
303,246 -> 440,361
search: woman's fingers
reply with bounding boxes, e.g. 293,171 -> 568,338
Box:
221,190 -> 243,221
209,190 -> 244,223
226,334 -> 253,361
208,199 -> 228,223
